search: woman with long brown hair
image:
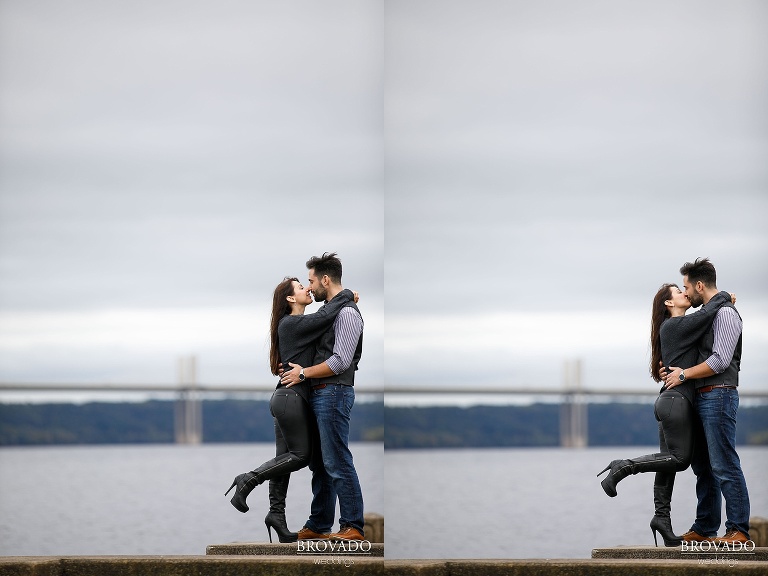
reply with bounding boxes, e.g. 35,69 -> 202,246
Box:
597,284 -> 733,546
225,277 -> 357,542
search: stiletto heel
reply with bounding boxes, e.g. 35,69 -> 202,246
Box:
224,471 -> 262,513
597,459 -> 629,497
649,515 -> 682,547
264,512 -> 298,543
651,527 -> 659,547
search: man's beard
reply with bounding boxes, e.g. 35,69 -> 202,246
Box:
688,293 -> 703,307
313,287 -> 327,302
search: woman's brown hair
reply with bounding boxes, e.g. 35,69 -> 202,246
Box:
649,283 -> 677,382
269,277 -> 298,375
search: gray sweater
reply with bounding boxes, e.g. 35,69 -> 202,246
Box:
275,289 -> 355,403
658,290 -> 731,405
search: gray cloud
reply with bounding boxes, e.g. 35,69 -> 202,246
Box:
383,0 -> 768,392
385,0 -> 768,314
1,0 -> 766,394
0,0 -> 384,387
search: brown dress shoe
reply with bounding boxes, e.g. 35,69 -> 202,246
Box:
297,527 -> 330,540
682,530 -> 714,542
328,526 -> 364,541
714,530 -> 750,545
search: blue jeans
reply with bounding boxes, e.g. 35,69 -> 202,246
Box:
690,387 -> 750,538
305,384 -> 365,534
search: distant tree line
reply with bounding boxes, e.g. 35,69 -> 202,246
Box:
385,403 -> 768,449
1,400 -> 766,447
0,399 -> 383,446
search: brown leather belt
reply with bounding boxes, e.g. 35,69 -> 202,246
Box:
311,383 -> 348,390
697,384 -> 737,394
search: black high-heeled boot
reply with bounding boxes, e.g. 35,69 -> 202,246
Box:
225,454 -> 295,513
264,474 -> 297,543
650,516 -> 682,547
225,470 -> 263,513
650,472 -> 682,547
597,453 -> 675,497
597,459 -> 633,497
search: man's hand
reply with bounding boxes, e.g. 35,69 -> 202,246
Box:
353,291 -> 360,303
730,293 -> 736,304
664,366 -> 683,389
279,362 -> 303,388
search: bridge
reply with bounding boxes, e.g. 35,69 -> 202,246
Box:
2,359 -> 766,447
0,356 -> 388,445
0,381 -> 386,444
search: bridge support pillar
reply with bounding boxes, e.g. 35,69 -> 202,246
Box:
560,359 -> 587,448
175,355 -> 202,444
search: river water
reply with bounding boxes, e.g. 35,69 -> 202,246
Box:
0,443 -> 383,556
385,446 -> 768,558
1,443 -> 765,558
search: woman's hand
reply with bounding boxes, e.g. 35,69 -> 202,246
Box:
730,293 -> 736,304
353,291 -> 360,303
658,362 -> 668,381
279,362 -> 304,388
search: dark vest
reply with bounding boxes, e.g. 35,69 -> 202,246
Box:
313,300 -> 363,387
695,303 -> 742,389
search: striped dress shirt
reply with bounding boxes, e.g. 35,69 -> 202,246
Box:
325,306 -> 364,375
705,306 -> 742,374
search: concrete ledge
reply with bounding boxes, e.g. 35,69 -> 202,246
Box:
386,559 -> 768,575
4,557 -> 768,576
0,557 -> 61,576
592,545 -> 768,561
206,541 -> 384,556
0,556 -> 384,576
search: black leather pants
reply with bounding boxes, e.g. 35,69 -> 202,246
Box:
652,389 -> 695,515
653,388 -> 695,472
252,387 -> 313,480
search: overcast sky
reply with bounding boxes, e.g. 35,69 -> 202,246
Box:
0,0 -> 385,398
1,0 -> 766,403
384,0 -> 768,399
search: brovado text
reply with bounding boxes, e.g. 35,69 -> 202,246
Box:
297,539 -> 373,554
682,540 -> 756,553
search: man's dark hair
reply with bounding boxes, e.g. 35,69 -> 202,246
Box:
680,257 -> 717,288
306,252 -> 343,283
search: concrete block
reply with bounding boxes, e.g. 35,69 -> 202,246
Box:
751,516 -> 768,547
592,545 -> 767,561
0,558 -> 60,576
386,559 -> 768,575
365,512 -> 384,543
206,541 -> 384,557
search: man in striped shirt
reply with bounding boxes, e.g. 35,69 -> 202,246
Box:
664,257 -> 750,545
